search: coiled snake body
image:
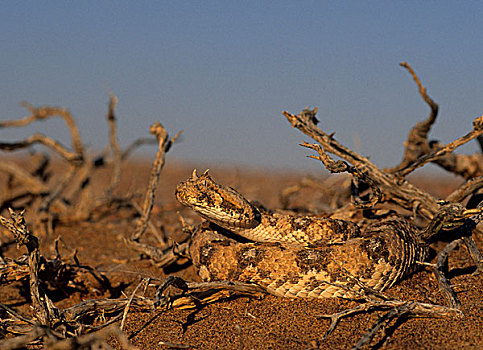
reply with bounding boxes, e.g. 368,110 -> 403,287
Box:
176,170 -> 428,299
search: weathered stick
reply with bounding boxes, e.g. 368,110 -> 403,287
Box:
0,161 -> 49,195
394,115 -> 483,178
388,62 -> 439,173
0,133 -> 81,163
434,239 -> 462,309
105,93 -> 122,196
0,209 -> 54,325
130,122 -> 181,241
121,137 -> 158,160
302,142 -> 382,209
0,102 -> 84,158
389,62 -> 483,178
283,108 -> 437,220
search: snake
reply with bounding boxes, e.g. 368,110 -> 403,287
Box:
175,170 -> 428,299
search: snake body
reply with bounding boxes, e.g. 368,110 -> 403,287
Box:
176,170 -> 428,299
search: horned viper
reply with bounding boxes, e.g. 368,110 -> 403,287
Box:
176,170 -> 428,299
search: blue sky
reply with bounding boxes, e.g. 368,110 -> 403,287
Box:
1,1 -> 482,171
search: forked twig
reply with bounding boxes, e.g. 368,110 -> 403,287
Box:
389,62 -> 483,178
318,299 -> 461,349
130,122 -> 182,241
283,108 -> 437,220
302,142 -> 382,208
0,102 -> 84,158
395,114 -> 483,178
388,62 -> 439,173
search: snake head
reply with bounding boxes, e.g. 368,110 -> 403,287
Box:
175,169 -> 261,229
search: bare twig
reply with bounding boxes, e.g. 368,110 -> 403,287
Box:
0,133 -> 82,163
0,161 -> 49,195
434,239 -> 462,308
318,299 -> 461,346
121,137 -> 158,160
462,235 -> 483,273
432,144 -> 483,179
0,209 -> 55,325
127,239 -> 189,267
1,103 -> 84,158
120,278 -> 150,331
302,142 -> 382,209
105,93 -> 122,196
388,62 -> 439,173
130,123 -> 181,241
283,108 -> 437,220
130,200 -> 168,247
155,276 -> 266,310
400,62 -> 439,116
0,302 -> 36,325
394,114 -> 483,178
387,62 -> 483,179
36,165 -> 77,236
446,176 -> 483,202
0,324 -> 138,350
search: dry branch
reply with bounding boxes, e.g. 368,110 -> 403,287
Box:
0,133 -> 82,163
302,142 -> 382,209
0,161 -> 49,195
155,276 -> 266,311
0,209 -> 55,325
434,239 -> 462,308
0,208 -> 152,348
388,62 -> 439,173
318,299 -> 461,348
6,103 -> 84,156
121,137 -> 158,160
429,143 -> 483,179
105,93 -> 122,196
283,108 -> 438,220
389,62 -> 483,179
130,122 -> 181,241
394,115 -> 483,178
0,324 -> 138,350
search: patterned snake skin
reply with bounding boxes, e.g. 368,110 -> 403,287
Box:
176,170 -> 428,299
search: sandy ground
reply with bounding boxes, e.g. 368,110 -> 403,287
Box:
1,161 -> 482,349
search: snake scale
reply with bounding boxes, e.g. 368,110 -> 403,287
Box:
175,170 -> 428,299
